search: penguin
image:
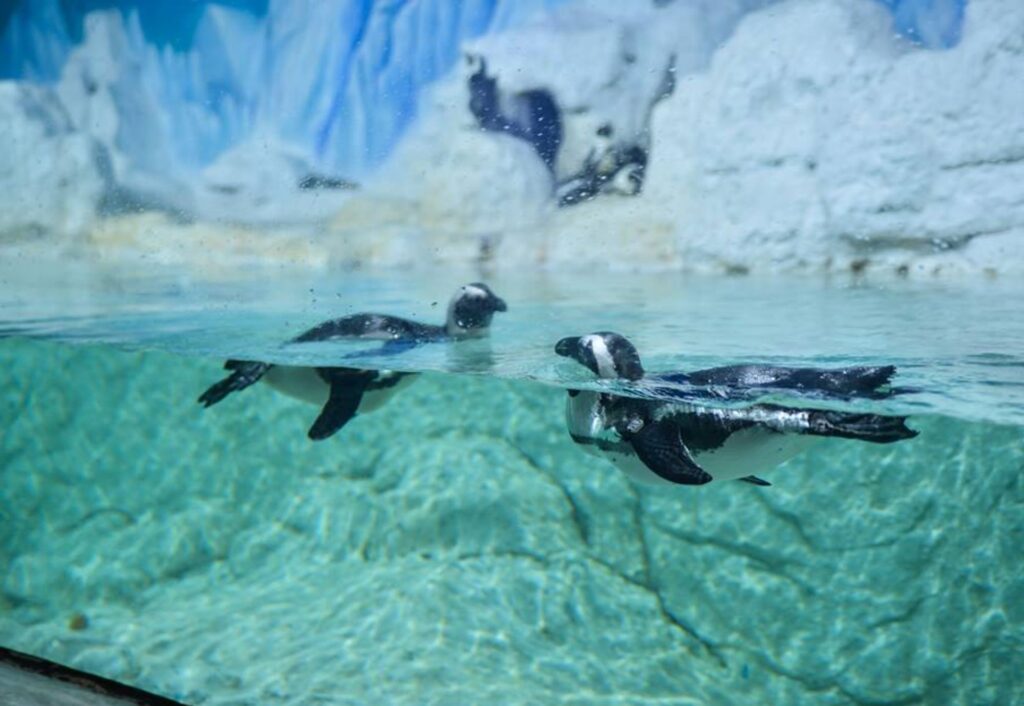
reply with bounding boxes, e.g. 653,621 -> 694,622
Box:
198,283 -> 507,440
466,55 -> 562,172
554,332 -> 918,486
556,142 -> 649,206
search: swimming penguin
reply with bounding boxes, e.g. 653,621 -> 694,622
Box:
198,283 -> 507,440
554,332 -> 918,486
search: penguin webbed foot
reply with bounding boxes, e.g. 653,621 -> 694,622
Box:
198,361 -> 271,407
810,411 -> 919,444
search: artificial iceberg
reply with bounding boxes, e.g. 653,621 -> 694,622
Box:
4,0 -> 1017,278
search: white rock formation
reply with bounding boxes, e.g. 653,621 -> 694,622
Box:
0,82 -> 103,243
5,0 -> 1019,277
192,138 -> 357,225
325,74 -> 555,267
323,0 -> 769,269
462,0 -> 767,187
643,0 -> 1024,274
346,0 -> 1023,276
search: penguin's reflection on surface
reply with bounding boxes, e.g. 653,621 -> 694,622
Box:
445,336 -> 497,374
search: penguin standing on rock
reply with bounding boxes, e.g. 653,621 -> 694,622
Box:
554,332 -> 918,486
198,283 -> 507,440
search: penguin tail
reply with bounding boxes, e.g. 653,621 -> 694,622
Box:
808,410 -> 918,444
198,360 -> 271,407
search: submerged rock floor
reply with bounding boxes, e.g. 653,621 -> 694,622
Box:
1,339 -> 1021,705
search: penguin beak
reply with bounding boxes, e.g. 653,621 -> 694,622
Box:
492,296 -> 507,312
555,336 -> 579,358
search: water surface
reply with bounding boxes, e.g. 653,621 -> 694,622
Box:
2,257 -> 1022,425
1,257 -> 1022,706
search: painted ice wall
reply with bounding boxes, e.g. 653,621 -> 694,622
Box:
4,0 -> 1018,277
0,0 -> 572,224
0,0 -> 571,172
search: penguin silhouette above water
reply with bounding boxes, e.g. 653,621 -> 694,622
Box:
198,283 -> 507,440
555,332 -> 918,486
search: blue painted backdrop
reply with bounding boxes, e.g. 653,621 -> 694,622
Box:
0,0 -> 966,178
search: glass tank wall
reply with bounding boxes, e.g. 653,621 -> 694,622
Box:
1,1 -> 1021,705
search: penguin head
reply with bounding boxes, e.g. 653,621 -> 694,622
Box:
445,282 -> 508,337
555,331 -> 645,381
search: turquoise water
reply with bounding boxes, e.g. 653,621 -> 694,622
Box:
1,260 -> 1023,705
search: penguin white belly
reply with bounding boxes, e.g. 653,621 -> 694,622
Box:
264,366 -> 328,406
693,429 -> 818,482
602,430 -> 818,486
359,373 -> 417,412
564,391 -> 818,486
263,366 -> 417,413
607,450 -> 682,487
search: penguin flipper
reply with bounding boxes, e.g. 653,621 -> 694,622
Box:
198,361 -> 271,407
307,368 -> 376,441
629,420 -> 712,485
739,475 -> 771,486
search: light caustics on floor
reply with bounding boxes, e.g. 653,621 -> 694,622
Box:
0,259 -> 1022,705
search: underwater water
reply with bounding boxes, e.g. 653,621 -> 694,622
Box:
1,259 -> 1023,705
